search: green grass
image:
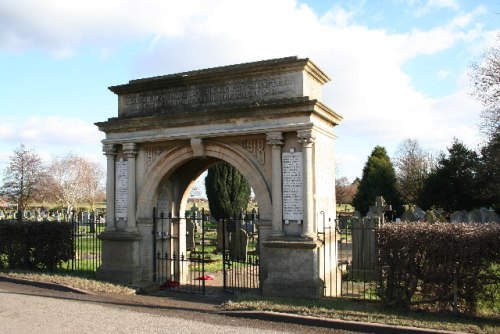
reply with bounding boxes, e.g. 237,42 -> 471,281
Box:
223,295 -> 500,334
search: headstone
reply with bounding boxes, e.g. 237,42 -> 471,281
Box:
468,209 -> 482,223
190,203 -> 200,229
414,207 -> 426,220
216,220 -> 230,252
479,207 -> 490,223
434,209 -> 445,220
366,196 -> 392,224
351,217 -> 378,280
400,210 -> 416,222
486,209 -> 500,223
89,212 -> 96,233
229,228 -> 248,261
186,219 -> 195,251
450,210 -> 465,223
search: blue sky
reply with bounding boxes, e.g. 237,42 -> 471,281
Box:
0,0 -> 498,183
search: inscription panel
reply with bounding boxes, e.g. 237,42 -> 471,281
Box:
242,139 -> 265,165
119,73 -> 301,117
282,152 -> 303,221
115,161 -> 128,218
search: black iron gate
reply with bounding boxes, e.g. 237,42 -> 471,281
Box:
153,208 -> 260,295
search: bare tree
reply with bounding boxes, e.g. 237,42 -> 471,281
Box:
470,34 -> 500,138
81,160 -> 105,211
48,154 -> 105,214
336,177 -> 357,205
394,139 -> 435,206
1,144 -> 46,221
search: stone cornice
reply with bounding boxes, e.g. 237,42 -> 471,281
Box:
96,98 -> 341,135
109,57 -> 325,94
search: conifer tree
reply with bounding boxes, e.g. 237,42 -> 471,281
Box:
205,162 -> 251,220
352,146 -> 402,215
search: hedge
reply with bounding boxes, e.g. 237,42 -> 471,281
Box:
377,222 -> 500,314
0,221 -> 73,271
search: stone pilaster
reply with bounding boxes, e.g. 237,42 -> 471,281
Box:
103,144 -> 117,232
297,129 -> 316,239
266,131 -> 284,237
123,143 -> 138,232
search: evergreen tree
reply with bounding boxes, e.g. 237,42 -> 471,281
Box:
352,146 -> 402,215
476,131 -> 500,210
418,139 -> 480,212
205,162 -> 251,220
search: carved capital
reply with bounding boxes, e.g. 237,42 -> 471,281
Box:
266,131 -> 284,147
102,144 -> 117,157
122,143 -> 138,157
297,129 -> 315,147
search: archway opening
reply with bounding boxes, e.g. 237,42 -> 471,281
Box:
153,157 -> 261,294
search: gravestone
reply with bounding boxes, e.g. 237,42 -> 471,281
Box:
479,207 -> 490,223
400,209 -> 416,222
366,196 -> 392,224
229,228 -> 249,261
486,209 -> 500,223
351,217 -> 379,280
186,219 -> 195,251
216,220 -> 230,252
90,212 -> 96,233
468,209 -> 482,223
351,198 -> 383,280
414,207 -> 426,220
450,211 -> 463,223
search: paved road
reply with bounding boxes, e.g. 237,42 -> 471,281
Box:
0,280 -> 358,334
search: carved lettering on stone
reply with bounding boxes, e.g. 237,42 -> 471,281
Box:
115,161 -> 128,218
145,147 -> 162,170
120,74 -> 297,116
242,140 -> 265,165
282,152 -> 303,221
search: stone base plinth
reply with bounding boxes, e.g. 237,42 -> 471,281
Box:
96,231 -> 142,285
261,237 -> 324,299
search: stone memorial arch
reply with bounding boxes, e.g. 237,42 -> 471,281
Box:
95,57 -> 343,298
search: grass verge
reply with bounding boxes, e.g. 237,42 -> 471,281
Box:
0,270 -> 135,295
2,270 -> 499,334
222,294 -> 500,334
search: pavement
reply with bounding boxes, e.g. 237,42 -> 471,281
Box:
0,274 -> 466,334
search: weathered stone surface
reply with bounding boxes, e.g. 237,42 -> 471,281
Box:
96,57 -> 342,299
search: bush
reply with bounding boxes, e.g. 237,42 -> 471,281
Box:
0,221 -> 73,271
377,222 -> 500,315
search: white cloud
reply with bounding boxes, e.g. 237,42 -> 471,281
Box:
0,115 -> 105,172
414,0 -> 460,16
437,69 -> 449,79
0,115 -> 103,155
0,0 -> 494,180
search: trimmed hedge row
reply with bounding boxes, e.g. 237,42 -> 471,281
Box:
377,222 -> 500,314
0,221 -> 73,271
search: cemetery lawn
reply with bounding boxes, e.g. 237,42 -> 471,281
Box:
223,295 -> 500,334
2,270 -> 498,334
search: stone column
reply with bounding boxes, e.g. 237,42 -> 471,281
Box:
297,129 -> 316,239
103,144 -> 116,232
266,131 -> 284,237
123,143 -> 138,232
